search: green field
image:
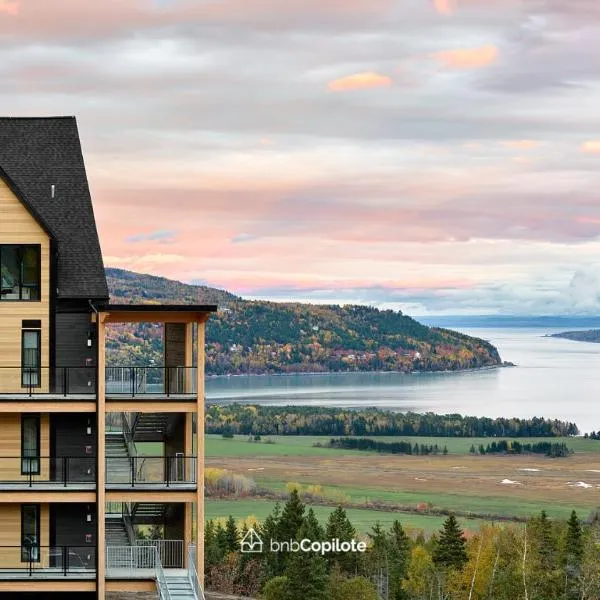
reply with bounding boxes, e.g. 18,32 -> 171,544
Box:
206,499 -> 488,534
203,434 -> 600,457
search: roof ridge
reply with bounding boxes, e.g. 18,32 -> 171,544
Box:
0,116 -> 76,120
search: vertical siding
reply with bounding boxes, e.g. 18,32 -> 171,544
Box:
0,177 -> 50,392
0,503 -> 49,568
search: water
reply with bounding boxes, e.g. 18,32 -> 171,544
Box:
205,327 -> 600,432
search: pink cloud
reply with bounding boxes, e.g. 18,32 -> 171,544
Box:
433,45 -> 499,69
581,141 -> 600,154
501,140 -> 540,150
0,0 -> 19,15
328,72 -> 392,92
434,0 -> 454,15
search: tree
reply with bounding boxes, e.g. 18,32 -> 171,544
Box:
225,515 -> 239,553
330,575 -> 379,600
564,510 -> 584,599
432,515 -> 468,570
326,506 -> 359,574
262,575 -> 289,600
278,489 -> 305,541
284,520 -> 329,600
402,545 -> 435,599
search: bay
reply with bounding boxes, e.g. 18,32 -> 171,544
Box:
205,326 -> 600,432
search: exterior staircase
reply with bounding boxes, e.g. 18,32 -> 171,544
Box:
105,431 -> 133,483
164,573 -> 196,599
106,518 -> 130,546
130,412 -> 172,441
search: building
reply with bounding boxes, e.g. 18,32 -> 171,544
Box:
0,117 -> 216,599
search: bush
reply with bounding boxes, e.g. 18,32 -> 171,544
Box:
261,575 -> 289,600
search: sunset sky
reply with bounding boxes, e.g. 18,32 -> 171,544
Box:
2,0 -> 600,315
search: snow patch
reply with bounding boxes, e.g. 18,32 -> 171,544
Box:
501,479 -> 522,485
519,468 -> 541,472
568,481 -> 593,489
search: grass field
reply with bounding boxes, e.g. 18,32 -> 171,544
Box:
205,499 -> 488,534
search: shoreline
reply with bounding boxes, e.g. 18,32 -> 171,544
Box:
206,362 -> 514,380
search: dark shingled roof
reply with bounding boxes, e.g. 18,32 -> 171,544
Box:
0,116 -> 109,300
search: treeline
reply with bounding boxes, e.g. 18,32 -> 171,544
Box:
205,491 -> 600,600
470,440 -> 571,457
584,431 -> 600,440
207,404 -> 579,437
325,437 -> 449,455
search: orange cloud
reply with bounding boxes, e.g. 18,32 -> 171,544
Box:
433,45 -> 499,69
581,141 -> 600,154
328,72 -> 392,92
501,140 -> 539,150
0,0 -> 19,15
434,0 -> 453,15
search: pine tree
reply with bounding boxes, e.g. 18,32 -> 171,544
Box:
224,515 -> 239,553
326,506 -> 358,574
284,520 -> 329,600
432,515 -> 468,570
278,489 -> 305,541
389,520 -> 410,600
564,510 -> 584,599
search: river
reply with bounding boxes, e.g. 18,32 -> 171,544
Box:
205,326 -> 600,432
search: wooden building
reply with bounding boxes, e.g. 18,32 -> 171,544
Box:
0,117 -> 215,599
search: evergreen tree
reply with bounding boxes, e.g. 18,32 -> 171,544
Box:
564,510 -> 584,599
284,520 -> 329,600
432,515 -> 468,570
278,489 -> 305,541
259,504 -> 283,583
326,506 -> 359,574
388,520 -> 410,599
225,515 -> 239,553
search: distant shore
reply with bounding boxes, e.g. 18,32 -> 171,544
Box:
206,361 -> 515,379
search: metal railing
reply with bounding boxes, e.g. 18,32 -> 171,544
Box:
155,548 -> 172,600
0,456 -> 96,486
0,366 -> 96,396
106,455 -> 196,487
0,546 -> 95,577
106,545 -> 157,570
188,544 -> 205,600
105,366 -> 197,397
120,413 -> 138,460
136,540 -> 184,569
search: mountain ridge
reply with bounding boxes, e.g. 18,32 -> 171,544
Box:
105,268 -> 503,375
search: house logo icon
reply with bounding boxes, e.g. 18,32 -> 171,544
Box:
240,528 -> 264,553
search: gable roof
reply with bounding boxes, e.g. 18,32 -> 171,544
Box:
0,116 -> 109,300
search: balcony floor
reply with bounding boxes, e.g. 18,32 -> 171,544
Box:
105,483 -> 196,491
0,569 -> 95,579
0,482 -> 96,491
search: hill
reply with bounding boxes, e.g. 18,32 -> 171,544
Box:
550,329 -> 600,343
105,268 -> 503,375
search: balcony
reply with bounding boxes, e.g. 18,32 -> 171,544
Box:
0,367 -> 96,398
0,546 -> 96,579
106,456 -> 197,490
0,366 -> 198,399
0,456 -> 96,490
106,366 -> 197,398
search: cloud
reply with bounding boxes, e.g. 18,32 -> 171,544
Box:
126,229 -> 179,243
433,0 -> 453,16
0,0 -> 18,15
328,72 -> 392,92
104,253 -> 187,273
501,140 -> 540,150
433,45 -> 499,69
581,141 -> 600,154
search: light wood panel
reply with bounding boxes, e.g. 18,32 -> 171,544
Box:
196,321 -> 205,585
0,581 -> 96,592
0,503 -> 49,568
97,314 -> 106,600
0,413 -> 49,481
0,177 -> 50,393
101,311 -> 211,324
0,492 -> 95,503
0,402 -> 96,413
104,401 -> 197,413
105,491 -> 196,503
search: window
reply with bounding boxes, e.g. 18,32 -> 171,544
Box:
21,329 -> 41,388
21,415 -> 40,475
0,245 -> 40,301
21,505 -> 40,562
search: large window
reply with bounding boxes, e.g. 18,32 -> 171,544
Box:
0,245 -> 40,301
21,415 -> 40,475
22,328 -> 41,388
21,504 -> 40,563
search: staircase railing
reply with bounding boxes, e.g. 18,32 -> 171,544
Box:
155,547 -> 172,600
188,544 -> 205,600
120,412 -> 138,461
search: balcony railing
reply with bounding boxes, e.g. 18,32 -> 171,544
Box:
105,456 -> 196,488
0,546 -> 96,578
0,367 -> 96,397
0,456 -> 96,487
106,366 -> 197,397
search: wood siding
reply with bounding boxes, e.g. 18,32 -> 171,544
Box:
0,503 -> 49,568
0,177 -> 50,392
0,413 -> 50,481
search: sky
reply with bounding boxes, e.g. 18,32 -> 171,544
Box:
2,0 -> 600,315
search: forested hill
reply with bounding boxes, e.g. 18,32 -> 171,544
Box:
550,329 -> 600,343
106,268 -> 503,375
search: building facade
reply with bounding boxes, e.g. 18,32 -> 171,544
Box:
0,117 -> 215,599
